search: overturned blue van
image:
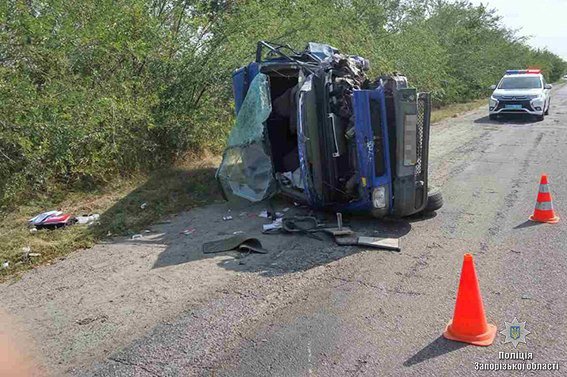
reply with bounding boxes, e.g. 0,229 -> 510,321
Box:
217,41 -> 442,217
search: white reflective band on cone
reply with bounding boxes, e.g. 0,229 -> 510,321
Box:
538,184 -> 550,193
535,201 -> 553,210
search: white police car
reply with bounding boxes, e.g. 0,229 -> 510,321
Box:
489,69 -> 552,121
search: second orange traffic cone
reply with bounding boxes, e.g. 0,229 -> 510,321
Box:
529,174 -> 560,223
443,254 -> 496,346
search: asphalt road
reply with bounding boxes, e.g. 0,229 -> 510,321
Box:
2,85 -> 567,376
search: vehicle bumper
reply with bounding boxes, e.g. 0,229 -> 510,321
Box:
489,108 -> 544,116
489,100 -> 545,116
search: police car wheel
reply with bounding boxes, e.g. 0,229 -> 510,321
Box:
424,186 -> 443,213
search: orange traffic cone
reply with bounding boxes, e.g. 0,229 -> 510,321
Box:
529,174 -> 559,224
443,254 -> 496,346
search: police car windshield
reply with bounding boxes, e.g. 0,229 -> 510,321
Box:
498,76 -> 542,90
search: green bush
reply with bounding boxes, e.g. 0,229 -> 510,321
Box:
1,0 -> 565,207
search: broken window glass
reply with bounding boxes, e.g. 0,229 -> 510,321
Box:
217,73 -> 276,202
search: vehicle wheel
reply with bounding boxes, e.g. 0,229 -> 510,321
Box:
489,114 -> 497,121
545,103 -> 549,115
536,114 -> 544,121
424,186 -> 443,213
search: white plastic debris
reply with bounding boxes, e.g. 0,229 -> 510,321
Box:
76,214 -> 100,225
140,202 -> 148,210
2,261 -> 9,269
131,234 -> 143,240
29,228 -> 38,233
181,228 -> 196,236
259,210 -> 269,218
263,218 -> 283,231
223,215 -> 233,221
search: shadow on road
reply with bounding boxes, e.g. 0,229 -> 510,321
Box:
403,336 -> 467,367
474,115 -> 540,125
513,219 -> 544,229
148,201 -> 425,276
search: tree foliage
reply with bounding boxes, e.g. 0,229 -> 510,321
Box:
1,0 -> 566,207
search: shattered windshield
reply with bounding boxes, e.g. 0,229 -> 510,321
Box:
217,73 -> 276,202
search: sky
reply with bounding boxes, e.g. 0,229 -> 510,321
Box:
469,0 -> 567,60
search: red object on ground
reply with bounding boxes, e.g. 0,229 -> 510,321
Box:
529,174 -> 560,223
41,213 -> 73,225
443,254 -> 497,346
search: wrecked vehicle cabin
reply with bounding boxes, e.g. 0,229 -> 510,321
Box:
217,41 -> 442,217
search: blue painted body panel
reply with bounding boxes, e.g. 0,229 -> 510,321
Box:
232,63 -> 260,113
231,63 -> 392,214
337,88 -> 392,214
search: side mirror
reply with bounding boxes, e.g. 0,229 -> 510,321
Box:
545,84 -> 552,89
489,85 -> 497,90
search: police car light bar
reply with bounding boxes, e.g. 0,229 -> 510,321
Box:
506,69 -> 541,74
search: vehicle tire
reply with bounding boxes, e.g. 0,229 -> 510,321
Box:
424,186 -> 443,213
489,114 -> 497,121
536,114 -> 544,121
545,103 -> 550,115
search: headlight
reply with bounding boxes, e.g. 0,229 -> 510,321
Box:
531,95 -> 544,106
372,186 -> 387,209
489,96 -> 498,107
403,114 -> 417,166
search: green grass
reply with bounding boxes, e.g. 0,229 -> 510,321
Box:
431,99 -> 486,124
0,156 -> 221,282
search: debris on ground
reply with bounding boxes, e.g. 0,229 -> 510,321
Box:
203,235 -> 268,254
131,234 -> 143,240
1,261 -> 9,269
181,228 -> 196,236
76,214 -> 100,225
262,218 -> 283,232
28,210 -> 77,230
223,215 -> 233,221
258,210 -> 269,218
321,213 -> 354,237
21,246 -> 41,263
140,202 -> 148,210
334,236 -> 400,251
260,211 -> 400,251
